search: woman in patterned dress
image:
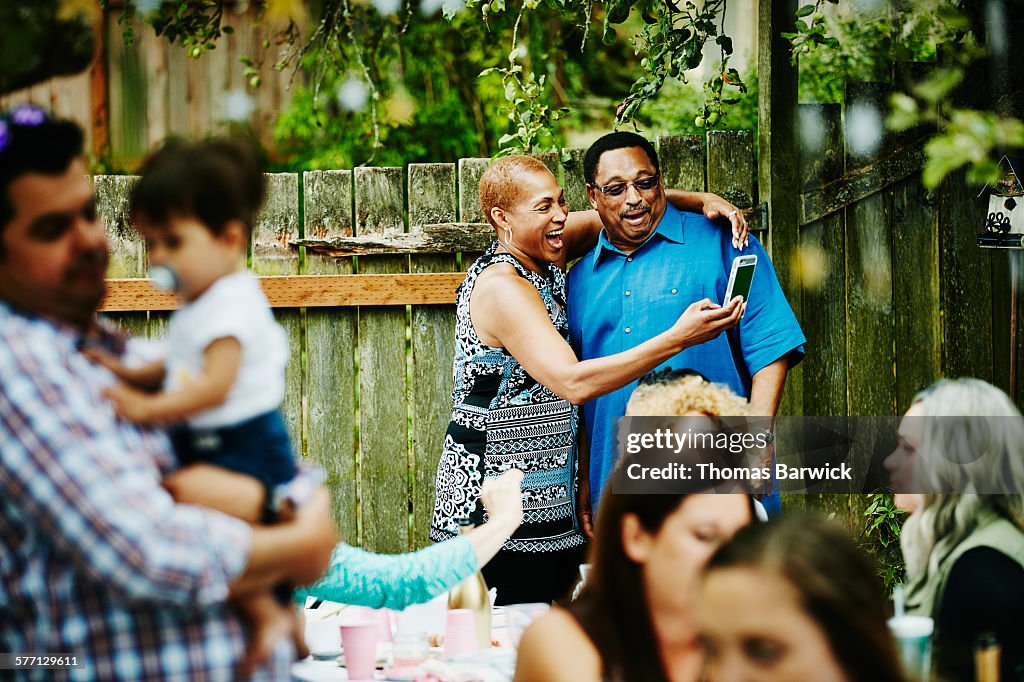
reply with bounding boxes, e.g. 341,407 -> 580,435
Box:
430,155 -> 747,604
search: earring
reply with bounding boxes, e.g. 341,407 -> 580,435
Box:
503,226 -> 513,246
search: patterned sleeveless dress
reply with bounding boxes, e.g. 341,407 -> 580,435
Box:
431,243 -> 586,603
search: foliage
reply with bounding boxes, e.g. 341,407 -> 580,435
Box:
789,0 -> 1023,189
101,0 -> 234,58
109,0 -> 751,159
861,492 -> 907,595
796,10 -> 899,104
613,0 -> 746,131
0,1 -> 96,95
638,67 -> 758,138
482,56 -> 570,158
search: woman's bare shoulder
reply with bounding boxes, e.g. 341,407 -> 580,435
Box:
514,607 -> 603,682
472,261 -> 538,307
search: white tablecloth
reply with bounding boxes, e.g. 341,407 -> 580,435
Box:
292,600 -> 515,681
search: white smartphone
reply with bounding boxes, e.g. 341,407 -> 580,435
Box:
724,255 -> 757,304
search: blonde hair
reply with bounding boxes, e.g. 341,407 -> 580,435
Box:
626,372 -> 749,417
478,155 -> 553,228
899,378 -> 1024,579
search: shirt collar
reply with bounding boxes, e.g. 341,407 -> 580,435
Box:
0,299 -> 124,355
590,203 -> 687,270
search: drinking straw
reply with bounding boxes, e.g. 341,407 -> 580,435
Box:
893,584 -> 905,619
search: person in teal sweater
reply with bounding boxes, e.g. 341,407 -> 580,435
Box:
297,468 -> 524,610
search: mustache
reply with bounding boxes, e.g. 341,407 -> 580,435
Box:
620,204 -> 650,219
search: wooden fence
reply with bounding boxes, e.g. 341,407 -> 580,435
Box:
794,80 -> 1013,416
95,132 -> 759,553
94,113 -> 1014,550
0,4 -> 292,163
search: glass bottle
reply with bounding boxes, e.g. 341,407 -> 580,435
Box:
974,631 -> 1001,682
447,518 -> 492,648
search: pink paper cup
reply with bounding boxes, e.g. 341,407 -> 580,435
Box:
340,622 -> 378,680
346,606 -> 394,643
444,608 -> 479,659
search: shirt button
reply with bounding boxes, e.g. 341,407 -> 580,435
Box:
625,290 -> 631,297
627,257 -> 633,262
625,327 -> 631,334
671,288 -> 677,295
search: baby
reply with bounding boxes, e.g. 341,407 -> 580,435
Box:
87,138 -> 302,669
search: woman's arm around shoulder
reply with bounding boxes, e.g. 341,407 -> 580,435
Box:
514,607 -> 603,682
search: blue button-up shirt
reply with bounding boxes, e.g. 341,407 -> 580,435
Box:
566,204 -> 805,508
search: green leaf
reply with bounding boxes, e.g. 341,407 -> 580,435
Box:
603,24 -> 617,45
912,68 -> 964,104
923,135 -> 968,189
607,0 -> 630,25
796,4 -> 816,18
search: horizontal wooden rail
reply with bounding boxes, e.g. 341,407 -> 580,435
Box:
799,141 -> 927,225
295,222 -> 494,256
295,212 -> 767,259
99,273 -> 466,311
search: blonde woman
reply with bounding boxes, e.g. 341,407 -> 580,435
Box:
885,378 -> 1024,681
514,370 -> 755,682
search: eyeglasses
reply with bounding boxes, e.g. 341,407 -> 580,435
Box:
0,105 -> 49,154
590,173 -> 660,197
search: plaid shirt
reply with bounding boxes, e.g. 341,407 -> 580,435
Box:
0,302 -> 293,681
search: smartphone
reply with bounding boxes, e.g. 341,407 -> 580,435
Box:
724,255 -> 757,304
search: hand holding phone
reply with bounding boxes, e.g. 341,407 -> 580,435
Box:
724,255 -> 757,305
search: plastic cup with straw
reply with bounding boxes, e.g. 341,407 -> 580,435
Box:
887,584 -> 934,681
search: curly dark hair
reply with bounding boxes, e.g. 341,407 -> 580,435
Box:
131,138 -> 265,238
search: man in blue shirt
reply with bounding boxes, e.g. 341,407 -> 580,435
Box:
567,132 -> 805,518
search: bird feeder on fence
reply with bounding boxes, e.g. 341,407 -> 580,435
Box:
978,157 -> 1024,249
977,156 -> 1024,401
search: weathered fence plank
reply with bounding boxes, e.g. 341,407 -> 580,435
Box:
659,132 -> 729,233
561,147 -> 589,213
295,223 -> 492,256
303,170 -> 358,541
758,0 -> 803,419
940,170 -> 993,381
252,174 -> 303,458
658,135 -> 705,192
800,143 -> 926,225
458,158 -> 489,224
893,178 -> 940,410
165,39 -> 189,138
707,130 -> 755,208
786,105 -> 851,516
355,167 -> 410,553
844,83 -> 896,418
459,158 -> 491,267
142,28 -> 168,148
797,105 -> 847,417
96,175 -> 148,338
409,163 -> 458,549
106,16 -> 147,161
